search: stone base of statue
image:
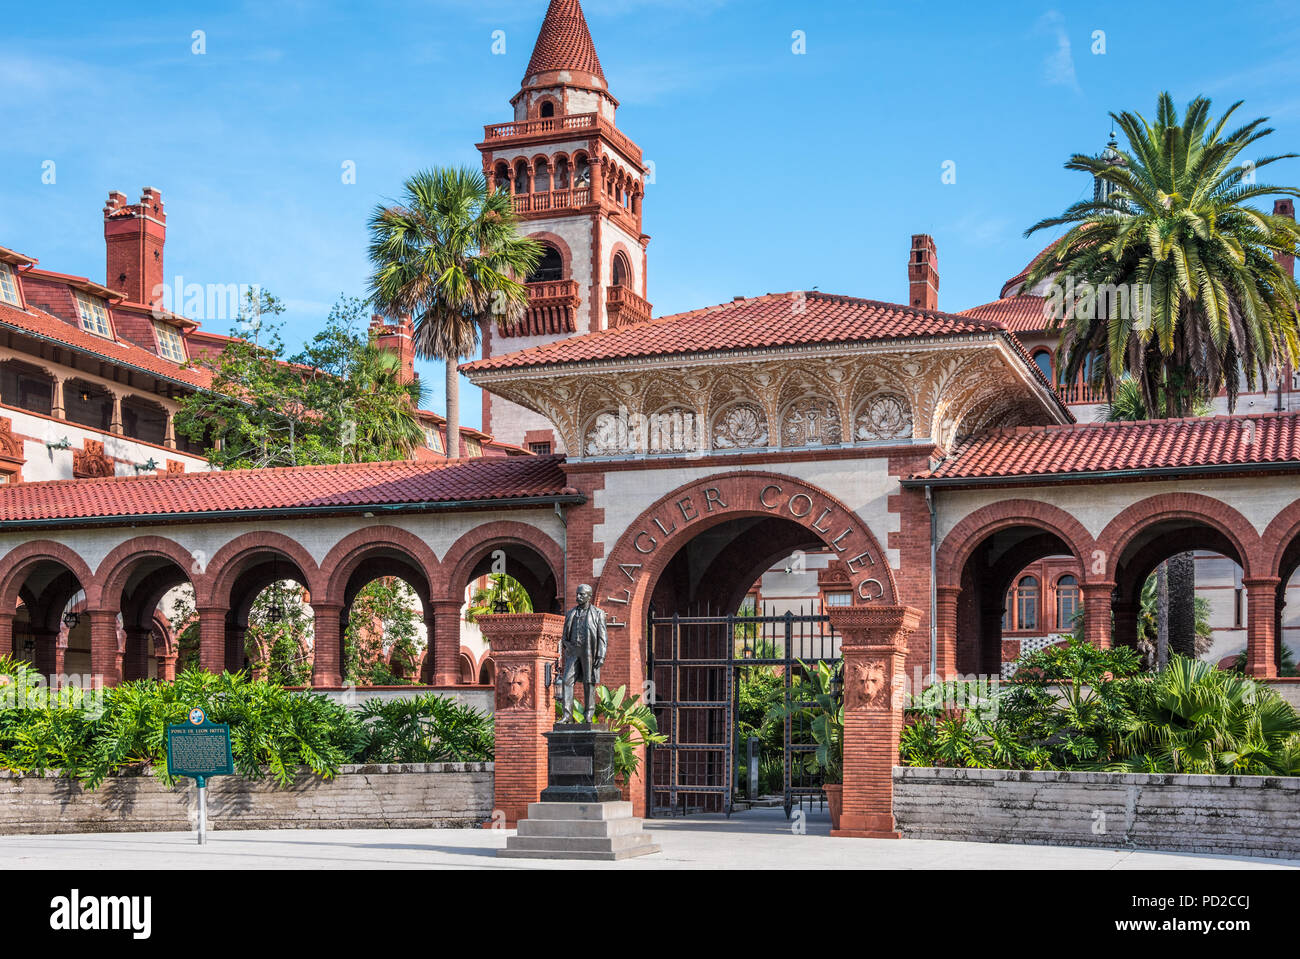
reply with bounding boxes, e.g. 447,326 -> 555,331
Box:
498,725 -> 660,860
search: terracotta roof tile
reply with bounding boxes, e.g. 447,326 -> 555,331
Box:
0,455 -> 576,524
464,291 -> 1011,372
959,295 -> 1053,334
913,413 -> 1300,482
0,301 -> 212,390
525,0 -> 604,81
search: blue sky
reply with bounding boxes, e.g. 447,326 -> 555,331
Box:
4,0 -> 1299,429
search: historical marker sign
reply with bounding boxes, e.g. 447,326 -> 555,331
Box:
166,709 -> 234,782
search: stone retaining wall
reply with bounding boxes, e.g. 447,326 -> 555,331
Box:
0,763 -> 494,835
893,766 -> 1300,859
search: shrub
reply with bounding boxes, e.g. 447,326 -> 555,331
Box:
354,694 -> 494,763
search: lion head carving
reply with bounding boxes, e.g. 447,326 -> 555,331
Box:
499,664 -> 532,711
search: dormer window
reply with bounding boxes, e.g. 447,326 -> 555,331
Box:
154,322 -> 187,363
0,262 -> 19,306
74,291 -> 112,338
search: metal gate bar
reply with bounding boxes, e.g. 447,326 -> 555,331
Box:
646,600 -> 841,818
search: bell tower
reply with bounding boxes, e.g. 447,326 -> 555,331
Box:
477,0 -> 652,452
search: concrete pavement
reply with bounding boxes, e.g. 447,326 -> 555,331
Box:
0,808 -> 1295,869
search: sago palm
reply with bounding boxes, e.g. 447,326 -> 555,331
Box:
1025,93 -> 1300,416
367,167 -> 542,458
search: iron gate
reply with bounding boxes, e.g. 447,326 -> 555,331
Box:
646,601 -> 842,818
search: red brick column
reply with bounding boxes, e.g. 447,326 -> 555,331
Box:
311,602 -> 344,687
121,627 -> 151,681
157,650 -> 177,682
28,626 -> 58,677
1245,577 -> 1280,678
87,610 -> 121,687
934,585 -> 961,679
0,612 -> 13,662
1112,599 -> 1139,651
197,606 -> 227,674
829,604 -> 922,839
477,613 -> 563,826
426,599 -> 464,687
1081,582 -> 1114,650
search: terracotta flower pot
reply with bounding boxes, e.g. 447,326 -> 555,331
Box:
823,783 -> 843,829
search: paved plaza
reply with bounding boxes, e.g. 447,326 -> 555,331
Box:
0,809 -> 1294,870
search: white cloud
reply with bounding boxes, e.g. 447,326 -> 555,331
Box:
1036,10 -> 1080,94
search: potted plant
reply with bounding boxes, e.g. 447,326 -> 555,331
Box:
769,660 -> 844,828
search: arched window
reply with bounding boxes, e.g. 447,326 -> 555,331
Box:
528,245 -> 564,283
534,157 -> 551,192
493,162 -> 510,193
612,251 -> 632,288
540,100 -> 555,118
1033,350 -> 1053,383
1016,576 -> 1039,631
1056,575 -> 1080,630
514,160 -> 530,194
574,156 -> 591,188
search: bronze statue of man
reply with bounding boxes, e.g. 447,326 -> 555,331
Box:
560,584 -> 607,723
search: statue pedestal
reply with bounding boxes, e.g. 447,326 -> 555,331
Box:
498,725 -> 660,860
539,724 -> 622,803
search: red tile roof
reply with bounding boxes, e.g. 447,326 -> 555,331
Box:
910,413 -> 1300,484
463,291 -> 1012,372
0,455 -> 578,525
525,0 -> 605,81
0,301 -> 212,390
959,295 -> 1054,334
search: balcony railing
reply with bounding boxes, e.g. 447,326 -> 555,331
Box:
511,188 -> 592,215
483,114 -> 600,140
606,285 -> 653,327
1055,381 -> 1106,406
482,112 -> 642,162
499,280 -> 581,338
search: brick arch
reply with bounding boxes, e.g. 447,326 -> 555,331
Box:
437,520 -> 565,606
1097,493 -> 1264,583
0,540 -> 97,612
199,531 -> 324,609
597,470 -> 898,619
1262,500 -> 1300,580
321,525 -> 440,609
524,230 -> 574,280
94,536 -> 204,614
937,500 -> 1095,590
609,240 -> 638,292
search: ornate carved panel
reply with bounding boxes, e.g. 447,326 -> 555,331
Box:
855,392 -> 913,441
73,439 -> 113,479
780,397 -> 842,448
712,402 -> 768,450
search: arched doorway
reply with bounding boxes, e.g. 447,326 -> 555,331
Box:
595,472 -> 897,818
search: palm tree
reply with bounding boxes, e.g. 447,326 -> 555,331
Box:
367,168 -> 541,458
1024,93 -> 1300,418
345,342 -> 429,463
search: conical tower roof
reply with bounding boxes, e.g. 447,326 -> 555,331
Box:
523,0 -> 605,85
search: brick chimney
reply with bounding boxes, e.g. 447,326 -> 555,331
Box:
908,234 -> 939,311
104,188 -> 166,307
1276,199 -> 1295,278
370,314 -> 416,384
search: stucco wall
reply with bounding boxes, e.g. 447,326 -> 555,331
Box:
0,507 -> 564,581
893,766 -> 1300,859
0,763 -> 493,834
